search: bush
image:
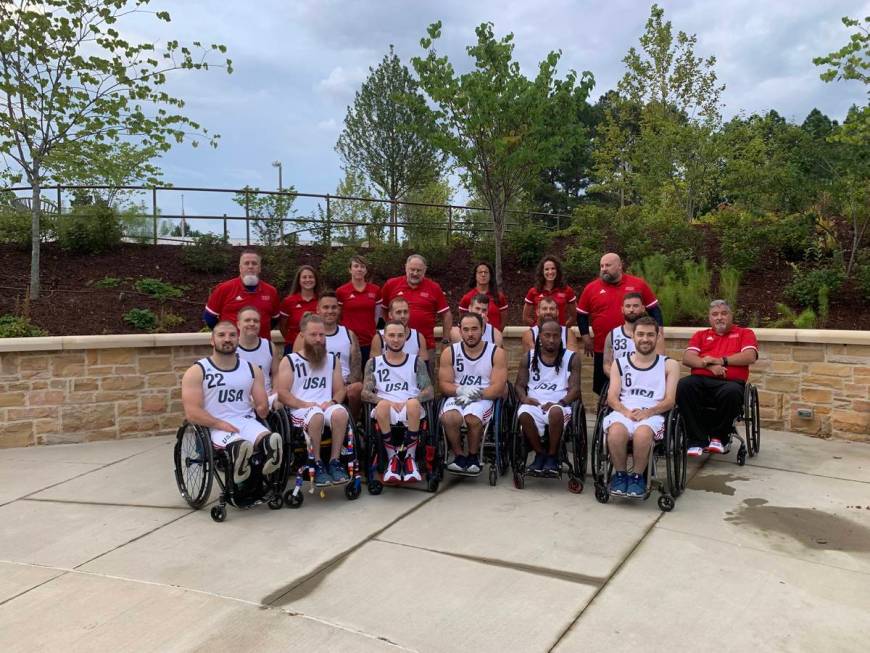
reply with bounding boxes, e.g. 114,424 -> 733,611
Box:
181,234 -> 233,273
768,303 -> 817,329
0,314 -> 47,337
784,266 -> 845,309
563,245 -> 599,284
365,243 -> 407,283
123,308 -> 158,331
56,204 -> 122,254
768,212 -> 817,262
414,241 -> 454,276
633,255 -> 712,325
568,205 -> 610,249
261,245 -> 296,291
856,262 -> 870,298
505,220 -> 552,268
702,209 -> 766,273
134,278 -> 185,300
320,248 -> 357,288
717,266 -> 740,310
0,207 -> 55,249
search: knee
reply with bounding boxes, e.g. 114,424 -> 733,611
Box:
406,398 -> 421,416
547,406 -> 564,424
347,383 -> 362,399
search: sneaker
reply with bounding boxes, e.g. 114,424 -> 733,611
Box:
328,458 -> 349,483
465,454 -> 481,475
543,455 -> 559,476
609,471 -> 629,496
687,446 -> 704,458
383,454 -> 402,483
313,460 -> 332,487
447,454 -> 468,473
626,473 -> 646,497
403,455 -> 422,482
233,441 -> 253,484
528,452 -> 546,475
721,438 -> 732,454
261,432 -> 283,476
706,438 -> 726,454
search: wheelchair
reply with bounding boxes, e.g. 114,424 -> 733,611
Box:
272,404 -> 363,505
363,400 -> 443,494
173,410 -> 290,522
438,390 -> 511,486
590,402 -> 687,512
509,398 -> 587,493
730,383 -> 761,465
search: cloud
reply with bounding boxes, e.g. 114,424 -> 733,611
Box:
317,118 -> 339,131
316,66 -> 368,103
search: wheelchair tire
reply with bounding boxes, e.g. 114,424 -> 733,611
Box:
665,410 -> 687,499
345,480 -> 361,500
284,488 -> 304,508
570,404 -> 588,484
367,479 -> 383,495
746,384 -> 761,456
174,422 -> 214,510
568,477 -> 583,494
426,476 -> 440,493
658,495 -> 675,512
590,407 -> 609,487
210,505 -> 226,522
594,485 -> 609,504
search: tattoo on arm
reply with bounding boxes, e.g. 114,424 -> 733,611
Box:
416,358 -> 434,402
349,333 -> 362,384
361,358 -> 378,404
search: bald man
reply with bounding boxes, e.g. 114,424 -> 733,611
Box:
577,253 -> 662,395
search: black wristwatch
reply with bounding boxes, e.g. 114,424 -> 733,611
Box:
722,357 -> 729,367
441,337 -> 449,345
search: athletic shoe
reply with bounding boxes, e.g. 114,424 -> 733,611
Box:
465,454 -> 481,475
261,432 -> 283,476
626,473 -> 646,497
313,460 -> 332,487
542,455 -> 559,476
687,446 -> 704,458
233,441 -> 253,484
720,438 -> 732,454
527,453 -> 546,475
609,471 -> 629,496
383,455 -> 402,483
328,458 -> 349,483
706,438 -> 726,454
403,455 -> 422,482
447,454 -> 468,473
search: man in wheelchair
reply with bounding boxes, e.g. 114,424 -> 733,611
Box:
515,318 -> 581,476
361,320 -> 434,483
602,317 -> 679,498
180,320 -> 283,487
439,312 -> 508,475
678,300 -> 759,457
276,313 -> 350,487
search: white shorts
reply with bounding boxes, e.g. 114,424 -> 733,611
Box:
267,393 -> 278,410
290,404 -> 347,433
210,414 -> 269,448
602,411 -> 665,441
440,397 -> 494,428
516,404 -> 572,437
370,402 -> 417,426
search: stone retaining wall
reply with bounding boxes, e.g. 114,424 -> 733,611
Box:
0,328 -> 867,448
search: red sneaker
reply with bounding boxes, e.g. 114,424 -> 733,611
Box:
403,455 -> 422,482
383,455 -> 401,483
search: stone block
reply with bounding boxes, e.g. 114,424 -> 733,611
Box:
51,353 -> 85,377
763,375 -> 800,393
0,420 -> 34,447
27,390 -> 66,406
800,387 -> 833,404
61,404 -> 115,432
101,376 -> 144,391
759,407 -> 781,421
138,355 -> 172,374
842,383 -> 869,399
32,417 -> 61,436
117,416 -> 161,435
18,355 -> 50,379
853,399 -> 870,413
7,405 -> 57,420
807,362 -> 853,378
805,376 -> 844,390
0,392 -> 26,408
146,373 -> 178,389
756,389 -> 781,408
791,347 -> 825,362
41,427 -> 118,445
97,349 -> 135,365
92,391 -> 133,403
73,379 -> 99,392
116,400 -> 140,418
831,410 -> 870,436
47,380 -> 66,390
769,360 -> 803,374
112,365 -> 137,376
140,395 -> 167,414
0,353 -> 19,377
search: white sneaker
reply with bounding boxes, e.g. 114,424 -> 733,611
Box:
233,441 -> 253,483
261,433 -> 283,476
403,455 -> 422,482
383,455 -> 402,483
687,446 -> 704,458
706,439 -> 726,454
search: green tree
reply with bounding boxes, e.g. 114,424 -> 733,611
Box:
0,0 -> 231,298
412,21 -> 594,286
401,178 -> 451,248
336,45 -> 444,242
330,168 -> 389,245
233,186 -> 296,247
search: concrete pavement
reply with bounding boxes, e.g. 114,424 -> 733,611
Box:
1,428 -> 869,652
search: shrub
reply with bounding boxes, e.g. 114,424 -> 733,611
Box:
470,238 -> 496,264
568,205 -> 610,249
134,278 -> 184,300
856,262 -> 870,298
320,248 -> 357,288
768,212 -> 817,262
181,233 -> 233,273
563,245 -> 599,284
123,308 -> 158,331
679,259 -> 712,322
784,266 -> 845,309
93,276 -> 122,288
261,245 -> 296,291
505,220 -> 552,268
634,255 -> 712,325
365,243 -> 407,283
717,266 -> 740,311
703,209 -> 767,273
56,204 -> 122,254
768,303 -> 817,329
415,240 -> 454,276
0,207 -> 56,249
0,314 -> 47,337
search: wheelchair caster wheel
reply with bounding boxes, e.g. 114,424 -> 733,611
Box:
367,480 -> 383,495
210,505 -> 226,522
488,466 -> 498,486
426,477 -> 440,493
568,478 -> 583,494
737,448 -> 747,466
345,481 -> 361,500
284,490 -> 304,508
658,495 -> 675,512
268,495 -> 283,510
594,486 -> 609,504
513,473 -> 524,490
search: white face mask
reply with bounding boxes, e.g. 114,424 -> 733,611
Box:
242,274 -> 259,286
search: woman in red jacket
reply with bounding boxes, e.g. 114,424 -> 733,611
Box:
279,265 -> 321,354
458,261 -> 508,331
522,255 -> 576,327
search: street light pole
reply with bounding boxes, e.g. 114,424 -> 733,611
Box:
271,160 -> 282,191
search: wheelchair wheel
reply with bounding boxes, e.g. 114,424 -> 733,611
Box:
569,404 -> 587,485
665,410 -> 687,498
746,384 -> 761,456
210,505 -> 226,522
658,495 -> 675,512
594,484 -> 609,504
268,495 -> 284,510
367,479 -> 384,495
590,407 -> 609,488
174,422 -> 214,510
283,488 -> 304,508
345,480 -> 362,500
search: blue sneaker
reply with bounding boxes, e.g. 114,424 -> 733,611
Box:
626,473 -> 646,497
609,471 -> 628,496
328,459 -> 349,483
447,454 -> 468,472
528,453 -> 546,475
313,461 -> 332,486
543,455 -> 560,476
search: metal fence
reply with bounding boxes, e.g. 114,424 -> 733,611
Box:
5,184 -> 574,246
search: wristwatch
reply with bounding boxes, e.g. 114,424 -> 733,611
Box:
441,337 -> 449,345
722,357 -> 729,367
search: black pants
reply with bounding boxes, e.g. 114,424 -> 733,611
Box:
592,352 -> 606,395
360,345 -> 371,371
677,375 -> 745,446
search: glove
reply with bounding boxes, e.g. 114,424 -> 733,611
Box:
454,386 -> 474,407
467,387 -> 483,402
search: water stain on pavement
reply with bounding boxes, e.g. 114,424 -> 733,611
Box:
688,473 -> 750,496
726,498 -> 870,552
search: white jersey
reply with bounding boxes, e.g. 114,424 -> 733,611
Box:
482,323 -> 496,344
451,342 -> 496,391
616,354 -> 668,411
526,350 -> 574,404
197,356 -> 256,421
609,325 -> 635,360
326,325 -> 353,382
378,327 -> 420,356
237,337 -> 274,394
287,352 -> 336,405
530,325 -> 568,349
372,353 -> 420,402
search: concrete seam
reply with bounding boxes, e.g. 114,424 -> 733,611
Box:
20,497 -> 191,510
0,569 -> 70,608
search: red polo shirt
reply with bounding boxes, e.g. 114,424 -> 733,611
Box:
458,289 -> 508,331
524,285 -> 576,326
577,274 -> 658,352
336,281 -> 382,347
381,276 -> 449,350
687,326 -> 758,382
279,293 -> 319,346
205,277 -> 280,340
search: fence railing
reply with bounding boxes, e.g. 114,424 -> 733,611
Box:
4,184 -> 575,247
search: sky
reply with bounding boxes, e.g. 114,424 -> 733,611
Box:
46,0 -> 870,223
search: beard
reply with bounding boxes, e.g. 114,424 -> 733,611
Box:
242,274 -> 259,286
624,313 -> 641,323
463,334 -> 482,348
303,342 -> 327,366
601,272 -> 618,283
636,341 -> 656,355
216,341 -> 237,355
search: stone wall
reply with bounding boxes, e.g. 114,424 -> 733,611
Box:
0,328 -> 867,448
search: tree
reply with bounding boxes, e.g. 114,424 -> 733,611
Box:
412,21 -> 594,286
336,45 -> 443,242
233,186 -> 296,247
0,0 -> 232,298
329,168 -> 388,245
